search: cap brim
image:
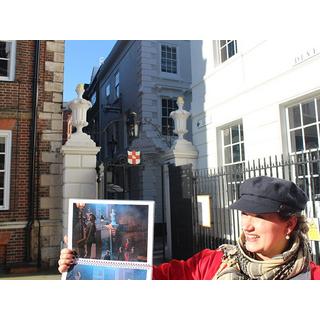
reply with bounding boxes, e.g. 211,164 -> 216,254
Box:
229,194 -> 280,213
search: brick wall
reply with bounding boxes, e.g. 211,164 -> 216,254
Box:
0,40 -> 64,268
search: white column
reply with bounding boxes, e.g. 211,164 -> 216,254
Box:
61,84 -> 101,236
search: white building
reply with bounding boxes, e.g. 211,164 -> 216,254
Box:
190,40 -> 320,174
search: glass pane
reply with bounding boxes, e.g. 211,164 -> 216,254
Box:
0,41 -> 11,58
232,125 -> 239,143
0,60 -> 8,77
0,141 -> 5,152
290,129 -> 304,152
233,144 -> 240,162
0,154 -> 4,170
311,151 -> 320,174
240,123 -> 244,141
296,154 -> 307,176
220,46 -> 227,62
288,105 -> 301,129
219,40 -> 226,47
0,189 -> 3,206
228,41 -> 235,57
0,172 -> 4,187
312,177 -> 320,195
0,41 -> 7,57
162,107 -> 167,117
241,143 -> 245,161
316,98 -> 320,119
302,100 -> 316,125
304,125 -> 318,149
223,128 -> 230,145
115,73 -> 119,85
297,177 -> 309,197
224,146 -> 231,164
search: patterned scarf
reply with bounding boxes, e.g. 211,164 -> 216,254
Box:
213,233 -> 311,280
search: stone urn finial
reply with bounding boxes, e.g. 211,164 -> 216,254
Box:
170,96 -> 190,141
68,83 -> 92,135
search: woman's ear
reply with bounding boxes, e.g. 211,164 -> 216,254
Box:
286,216 -> 298,235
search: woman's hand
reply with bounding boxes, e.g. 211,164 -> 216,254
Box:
58,248 -> 76,274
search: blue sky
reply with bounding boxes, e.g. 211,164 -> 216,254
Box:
63,40 -> 117,102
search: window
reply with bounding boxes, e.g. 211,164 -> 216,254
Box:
222,122 -> 245,201
218,40 -> 237,63
91,92 -> 96,105
0,130 -> 12,210
286,97 -> 320,196
287,99 -> 320,152
161,44 -> 177,74
115,72 -> 120,98
106,84 -> 110,98
0,40 -> 16,81
161,98 -> 178,135
223,123 -> 245,165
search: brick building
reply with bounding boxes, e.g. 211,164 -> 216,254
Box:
0,40 -> 64,271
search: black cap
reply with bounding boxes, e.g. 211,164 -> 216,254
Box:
229,176 -> 308,214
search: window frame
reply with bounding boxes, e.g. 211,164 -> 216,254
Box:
286,97 -> 320,153
161,97 -> 178,136
115,72 -> 120,98
0,130 -> 12,210
0,40 -> 16,81
222,122 -> 245,166
285,96 -> 320,198
91,92 -> 96,105
218,40 -> 238,64
220,122 -> 245,204
105,84 -> 110,99
160,43 -> 178,75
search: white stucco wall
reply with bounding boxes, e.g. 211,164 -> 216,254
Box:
191,40 -> 320,169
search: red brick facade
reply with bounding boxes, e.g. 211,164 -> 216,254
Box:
0,40 -> 64,269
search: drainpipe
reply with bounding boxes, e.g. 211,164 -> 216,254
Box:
25,40 -> 40,264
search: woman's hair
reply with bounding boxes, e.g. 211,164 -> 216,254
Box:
278,211 -> 309,238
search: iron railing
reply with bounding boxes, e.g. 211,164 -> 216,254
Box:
191,152 -> 320,263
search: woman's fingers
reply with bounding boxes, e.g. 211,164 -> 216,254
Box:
58,248 -> 76,274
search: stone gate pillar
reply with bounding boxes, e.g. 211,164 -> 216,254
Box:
61,84 -> 101,236
162,96 -> 198,259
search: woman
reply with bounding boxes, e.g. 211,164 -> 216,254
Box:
58,176 -> 320,280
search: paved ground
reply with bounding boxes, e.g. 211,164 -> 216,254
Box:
0,273 -> 61,280
0,268 -> 61,280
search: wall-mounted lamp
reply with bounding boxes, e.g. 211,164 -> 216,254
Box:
127,112 -> 140,138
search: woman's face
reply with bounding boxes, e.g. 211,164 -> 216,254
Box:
241,212 -> 297,260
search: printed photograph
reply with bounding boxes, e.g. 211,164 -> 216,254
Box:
70,200 -> 153,263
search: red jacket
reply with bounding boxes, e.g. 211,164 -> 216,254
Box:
152,249 -> 320,280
